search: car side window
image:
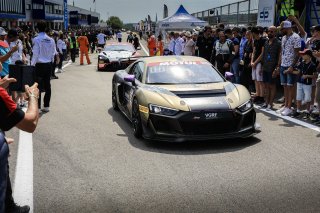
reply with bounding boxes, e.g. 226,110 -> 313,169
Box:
132,62 -> 143,82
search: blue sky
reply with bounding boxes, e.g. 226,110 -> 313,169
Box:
73,0 -> 249,23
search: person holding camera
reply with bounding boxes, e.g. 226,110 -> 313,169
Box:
0,76 -> 39,213
7,29 -> 28,107
0,28 -> 19,79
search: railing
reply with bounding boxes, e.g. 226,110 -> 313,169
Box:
191,0 -> 259,27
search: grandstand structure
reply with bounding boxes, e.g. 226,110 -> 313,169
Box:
191,0 -> 320,34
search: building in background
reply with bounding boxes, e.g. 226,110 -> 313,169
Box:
0,0 -> 26,28
68,5 -> 100,29
0,0 -> 100,30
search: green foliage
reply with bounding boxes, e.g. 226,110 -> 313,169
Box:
107,16 -> 124,29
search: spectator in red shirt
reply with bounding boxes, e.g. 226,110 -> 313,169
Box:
0,78 -> 39,213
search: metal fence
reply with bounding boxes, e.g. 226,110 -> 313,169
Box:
191,0 -> 259,27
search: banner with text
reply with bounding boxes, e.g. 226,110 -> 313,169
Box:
64,0 -> 68,30
257,0 -> 276,27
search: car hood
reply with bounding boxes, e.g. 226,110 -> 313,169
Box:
138,82 -> 251,111
100,51 -> 133,60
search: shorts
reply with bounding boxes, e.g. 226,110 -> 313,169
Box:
263,71 -> 276,84
296,82 -> 312,102
280,66 -> 295,86
97,44 -> 104,48
252,63 -> 263,81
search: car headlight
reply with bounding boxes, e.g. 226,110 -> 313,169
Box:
98,55 -> 108,60
237,100 -> 253,112
149,104 -> 179,116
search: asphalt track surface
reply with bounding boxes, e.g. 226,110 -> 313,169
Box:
6,35 -> 320,213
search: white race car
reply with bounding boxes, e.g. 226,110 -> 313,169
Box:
97,42 -> 140,71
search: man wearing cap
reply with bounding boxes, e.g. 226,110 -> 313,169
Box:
31,21 -> 57,112
277,21 -> 301,116
183,31 -> 195,56
0,27 -> 19,78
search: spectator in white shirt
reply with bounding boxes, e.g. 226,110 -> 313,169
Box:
7,29 -> 27,106
116,31 -> 122,43
32,21 -> 56,112
96,31 -> 106,48
183,31 -> 195,56
57,33 -> 66,72
169,32 -> 184,55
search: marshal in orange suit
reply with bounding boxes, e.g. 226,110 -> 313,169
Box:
147,34 -> 156,56
77,32 -> 91,65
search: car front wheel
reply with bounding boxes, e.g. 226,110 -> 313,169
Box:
132,98 -> 143,138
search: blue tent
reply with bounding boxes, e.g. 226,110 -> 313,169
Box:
158,5 -> 208,29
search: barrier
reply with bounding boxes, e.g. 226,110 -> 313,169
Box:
191,0 -> 259,27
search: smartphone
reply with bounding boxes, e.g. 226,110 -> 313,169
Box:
9,64 -> 35,92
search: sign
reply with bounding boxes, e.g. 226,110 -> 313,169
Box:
257,0 -> 276,27
64,0 -> 68,30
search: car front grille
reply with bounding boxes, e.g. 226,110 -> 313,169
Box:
178,111 -> 240,135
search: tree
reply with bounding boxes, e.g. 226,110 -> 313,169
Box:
100,19 -> 104,23
107,16 -> 124,29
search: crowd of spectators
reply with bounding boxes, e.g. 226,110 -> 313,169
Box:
153,16 -> 320,124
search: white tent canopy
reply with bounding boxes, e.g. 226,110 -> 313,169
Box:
157,5 -> 208,30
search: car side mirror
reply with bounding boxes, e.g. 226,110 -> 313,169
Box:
124,75 -> 136,85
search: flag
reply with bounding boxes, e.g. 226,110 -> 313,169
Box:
93,0 -> 95,3
164,4 -> 168,18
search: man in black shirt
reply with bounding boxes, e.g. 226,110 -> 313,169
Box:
251,27 -> 267,104
196,26 -> 215,63
261,26 -> 281,109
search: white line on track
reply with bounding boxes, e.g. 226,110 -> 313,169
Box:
139,41 -> 149,56
255,106 -> 320,133
13,130 -> 34,212
13,61 -> 73,213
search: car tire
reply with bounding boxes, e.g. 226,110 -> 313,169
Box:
132,98 -> 143,138
112,83 -> 119,111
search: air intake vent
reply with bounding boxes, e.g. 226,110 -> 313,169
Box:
171,89 -> 226,98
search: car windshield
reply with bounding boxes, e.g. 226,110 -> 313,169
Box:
104,45 -> 134,52
146,61 -> 224,84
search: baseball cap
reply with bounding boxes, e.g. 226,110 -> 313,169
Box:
299,49 -> 313,58
0,27 -> 7,36
281,21 -> 292,29
185,31 -> 192,37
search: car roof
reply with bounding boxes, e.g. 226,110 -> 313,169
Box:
140,56 -> 209,65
